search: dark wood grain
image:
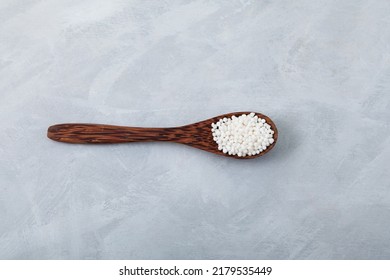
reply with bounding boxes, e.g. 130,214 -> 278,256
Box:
47,112 -> 278,159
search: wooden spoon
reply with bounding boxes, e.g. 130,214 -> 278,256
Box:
47,112 -> 278,159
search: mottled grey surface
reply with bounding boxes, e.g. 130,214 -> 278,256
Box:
0,0 -> 390,260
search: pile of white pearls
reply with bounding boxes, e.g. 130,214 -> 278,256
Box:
211,112 -> 274,157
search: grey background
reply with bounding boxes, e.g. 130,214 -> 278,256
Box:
0,0 -> 389,259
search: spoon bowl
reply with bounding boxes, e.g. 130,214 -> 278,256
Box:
47,112 -> 278,159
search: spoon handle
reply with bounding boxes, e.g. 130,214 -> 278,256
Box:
47,123 -> 183,144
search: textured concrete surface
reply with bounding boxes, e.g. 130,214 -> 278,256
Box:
0,0 -> 390,259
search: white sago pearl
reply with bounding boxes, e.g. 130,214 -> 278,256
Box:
211,113 -> 275,157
